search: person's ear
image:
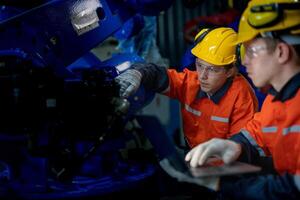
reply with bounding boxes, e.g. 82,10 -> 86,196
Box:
277,42 -> 290,64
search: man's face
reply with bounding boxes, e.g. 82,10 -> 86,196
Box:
242,38 -> 278,88
195,58 -> 232,95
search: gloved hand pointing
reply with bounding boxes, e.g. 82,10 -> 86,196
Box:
115,69 -> 142,98
185,138 -> 242,168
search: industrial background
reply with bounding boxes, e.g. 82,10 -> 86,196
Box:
0,0 -> 255,199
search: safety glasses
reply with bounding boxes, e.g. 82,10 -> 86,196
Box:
244,45 -> 268,59
236,41 -> 268,64
195,62 -> 226,76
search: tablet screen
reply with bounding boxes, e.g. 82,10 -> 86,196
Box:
189,159 -> 261,177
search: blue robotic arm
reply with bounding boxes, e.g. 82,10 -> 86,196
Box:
0,0 -> 174,199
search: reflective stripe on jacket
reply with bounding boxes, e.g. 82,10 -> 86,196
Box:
164,69 -> 258,148
242,72 -> 300,175
243,89 -> 300,175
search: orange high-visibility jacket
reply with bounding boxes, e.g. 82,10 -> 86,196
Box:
241,75 -> 300,175
164,69 -> 258,148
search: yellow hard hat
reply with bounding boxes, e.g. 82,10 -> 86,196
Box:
191,27 -> 237,66
236,0 -> 300,44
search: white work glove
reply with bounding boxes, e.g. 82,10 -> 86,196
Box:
185,138 -> 242,168
159,158 -> 220,191
115,69 -> 142,98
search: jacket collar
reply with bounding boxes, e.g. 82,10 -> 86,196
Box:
197,77 -> 233,104
268,72 -> 300,102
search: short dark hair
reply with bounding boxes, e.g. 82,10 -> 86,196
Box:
223,63 -> 235,71
262,37 -> 280,52
262,36 -> 300,57
294,44 -> 300,56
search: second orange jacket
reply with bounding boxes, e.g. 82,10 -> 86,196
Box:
242,84 -> 300,175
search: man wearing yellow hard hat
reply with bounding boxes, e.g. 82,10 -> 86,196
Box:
115,27 -> 258,149
183,0 -> 300,199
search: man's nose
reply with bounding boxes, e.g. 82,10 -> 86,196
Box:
200,68 -> 209,79
200,69 -> 208,79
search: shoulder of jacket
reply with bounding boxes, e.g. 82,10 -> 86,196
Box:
232,75 -> 253,91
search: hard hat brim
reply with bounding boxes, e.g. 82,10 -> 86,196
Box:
235,28 -> 259,45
